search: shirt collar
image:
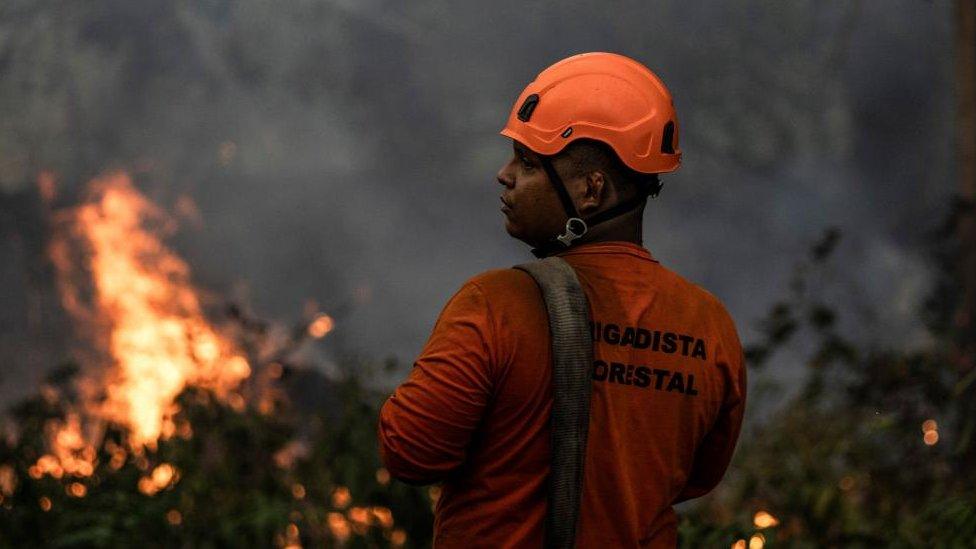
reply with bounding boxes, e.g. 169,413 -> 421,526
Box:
555,240 -> 657,263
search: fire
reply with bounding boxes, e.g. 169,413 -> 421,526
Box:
331,486 -> 351,509
48,172 -> 251,449
922,418 -> 940,446
753,510 -> 779,529
138,463 -> 179,496
29,413 -> 97,479
0,465 -> 16,496
66,482 -> 87,498
370,506 -> 394,529
166,509 -> 182,525
327,512 -> 351,541
348,506 -> 370,534
283,523 -> 302,549
308,313 -> 335,339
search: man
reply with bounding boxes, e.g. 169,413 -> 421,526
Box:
378,52 -> 747,547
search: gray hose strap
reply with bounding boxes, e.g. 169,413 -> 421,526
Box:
513,257 -> 594,549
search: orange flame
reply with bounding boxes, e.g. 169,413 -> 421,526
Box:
327,512 -> 351,542
29,413 -> 98,478
331,486 -> 352,509
49,172 -> 250,450
370,506 -> 394,529
308,313 -> 335,339
138,462 -> 179,496
753,510 -> 779,529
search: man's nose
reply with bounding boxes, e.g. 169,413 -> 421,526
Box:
497,160 -> 515,188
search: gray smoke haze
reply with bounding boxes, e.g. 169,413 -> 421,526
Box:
0,0 -> 955,402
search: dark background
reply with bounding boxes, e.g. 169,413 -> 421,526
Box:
0,0 -> 955,405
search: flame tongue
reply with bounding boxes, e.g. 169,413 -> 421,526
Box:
51,172 -> 250,448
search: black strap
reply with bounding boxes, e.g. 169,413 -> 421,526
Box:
540,157 -> 581,219
586,190 -> 652,227
531,156 -> 659,258
532,236 -> 580,259
513,257 -> 594,549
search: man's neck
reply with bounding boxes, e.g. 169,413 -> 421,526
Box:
575,217 -> 643,247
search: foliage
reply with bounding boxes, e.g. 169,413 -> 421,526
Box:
678,227 -> 976,548
3,221 -> 976,547
0,360 -> 434,548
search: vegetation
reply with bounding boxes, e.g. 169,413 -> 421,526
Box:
678,222 -> 976,548
0,360 -> 435,548
2,220 -> 974,547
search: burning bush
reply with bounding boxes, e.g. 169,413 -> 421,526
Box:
0,362 -> 434,547
0,171 -> 433,547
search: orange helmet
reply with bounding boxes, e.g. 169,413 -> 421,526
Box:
500,52 -> 680,174
499,52 -> 681,257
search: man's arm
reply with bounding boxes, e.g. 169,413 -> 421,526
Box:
673,322 -> 747,504
377,280 -> 495,485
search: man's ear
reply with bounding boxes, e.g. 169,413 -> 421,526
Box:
577,171 -> 607,214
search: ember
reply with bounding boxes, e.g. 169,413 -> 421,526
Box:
307,313 -> 335,339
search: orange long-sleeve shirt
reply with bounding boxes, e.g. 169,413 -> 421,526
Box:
378,241 -> 747,547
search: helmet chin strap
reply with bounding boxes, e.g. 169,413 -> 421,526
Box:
531,156 -> 659,259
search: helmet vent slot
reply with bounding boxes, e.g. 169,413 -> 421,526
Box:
517,94 -> 540,122
661,121 -> 675,154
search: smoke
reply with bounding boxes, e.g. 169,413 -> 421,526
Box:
0,0 -> 956,399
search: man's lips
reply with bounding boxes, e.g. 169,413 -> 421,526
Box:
500,196 -> 513,212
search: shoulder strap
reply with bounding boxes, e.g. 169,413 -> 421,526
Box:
513,256 -> 594,549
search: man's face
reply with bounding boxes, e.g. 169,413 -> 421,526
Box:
496,140 -> 574,247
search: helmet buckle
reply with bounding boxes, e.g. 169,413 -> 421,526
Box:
555,217 -> 588,247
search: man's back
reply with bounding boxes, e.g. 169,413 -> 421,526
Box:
378,241 -> 747,547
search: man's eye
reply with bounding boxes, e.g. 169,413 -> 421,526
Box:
519,156 -> 533,168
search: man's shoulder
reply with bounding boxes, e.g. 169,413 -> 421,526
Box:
654,264 -> 738,331
463,268 -> 539,299
446,269 -> 544,332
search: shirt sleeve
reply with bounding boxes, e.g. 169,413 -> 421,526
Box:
673,319 -> 747,504
377,280 -> 496,485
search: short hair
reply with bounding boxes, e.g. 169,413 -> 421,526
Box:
557,138 -> 662,198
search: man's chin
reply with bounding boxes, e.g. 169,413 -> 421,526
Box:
503,218 -> 530,243
503,218 -> 521,239
503,220 -> 547,249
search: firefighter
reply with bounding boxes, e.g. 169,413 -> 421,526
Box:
378,52 -> 747,547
